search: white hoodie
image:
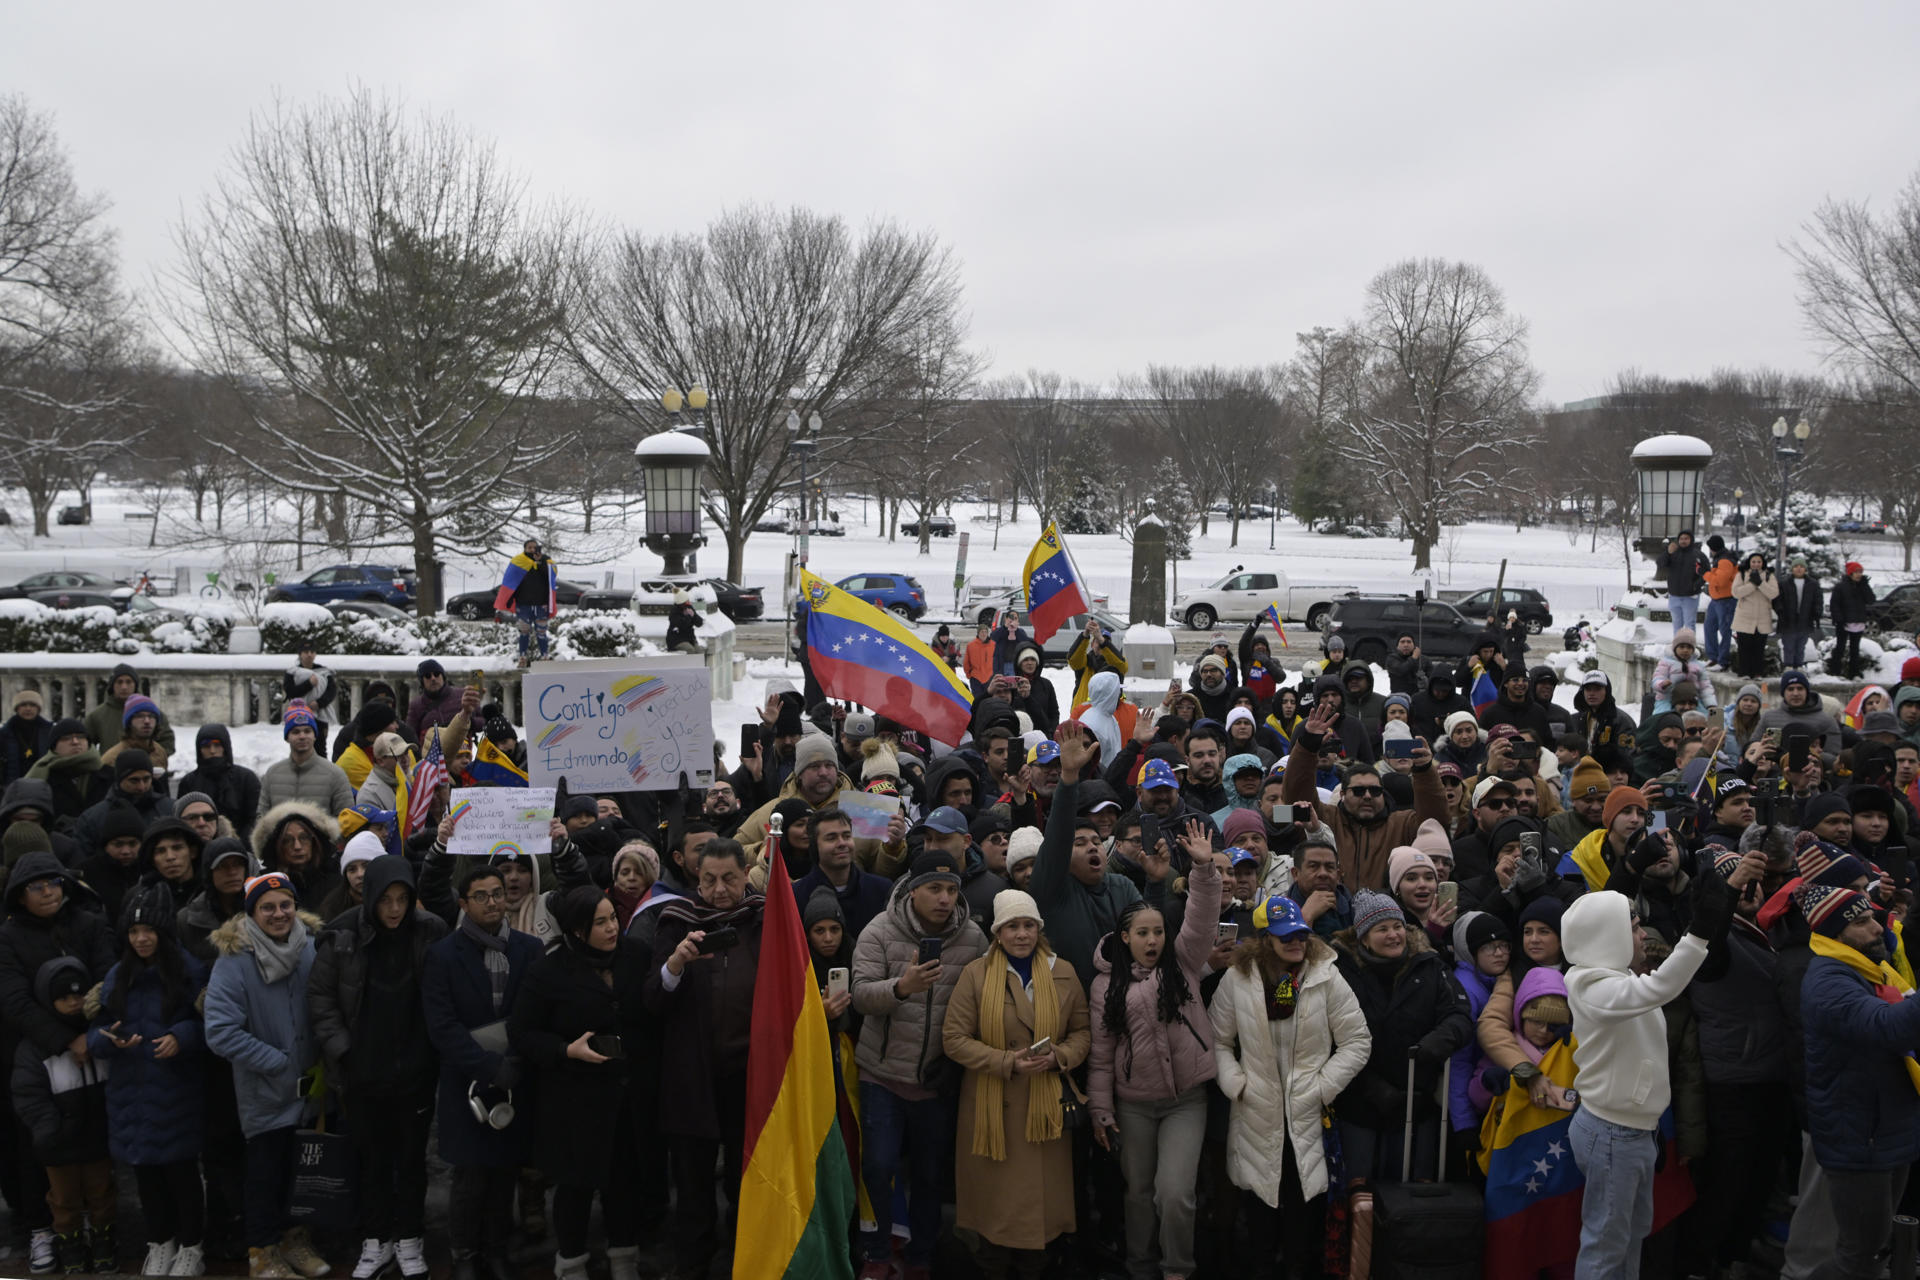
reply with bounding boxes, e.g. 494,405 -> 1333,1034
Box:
1561,890 -> 1708,1131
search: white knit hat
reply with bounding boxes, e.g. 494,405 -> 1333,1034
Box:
991,889 -> 1043,932
341,830 -> 386,871
1005,827 -> 1043,871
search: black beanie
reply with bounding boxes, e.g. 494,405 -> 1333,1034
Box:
113,749 -> 154,781
355,702 -> 396,737
907,848 -> 963,889
1465,913 -> 1511,956
51,718 -> 86,742
1802,791 -> 1853,830
99,804 -> 147,844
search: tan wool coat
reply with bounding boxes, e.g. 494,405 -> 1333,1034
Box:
942,948 -> 1092,1252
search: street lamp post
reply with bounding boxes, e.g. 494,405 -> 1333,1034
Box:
1731,487 -> 1744,557
787,408 -> 823,570
1269,484 -> 1278,551
1771,416 -> 1812,568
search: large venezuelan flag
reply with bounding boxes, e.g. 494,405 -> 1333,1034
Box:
470,737 -> 529,787
1021,522 -> 1089,643
1479,1039 -> 1693,1280
800,570 -> 973,745
492,553 -> 557,614
733,845 -> 857,1280
1470,667 -> 1499,716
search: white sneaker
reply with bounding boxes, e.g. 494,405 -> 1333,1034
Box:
30,1230 -> 56,1275
392,1239 -> 426,1280
352,1240 -> 393,1280
142,1240 -> 179,1276
169,1243 -> 206,1277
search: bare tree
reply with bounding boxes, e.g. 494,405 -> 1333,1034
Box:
1282,325 -> 1370,530
0,95 -> 116,387
978,370 -> 1095,529
880,319 -> 985,554
1334,259 -> 1540,568
1790,174 -> 1920,397
169,88 -> 575,613
1122,365 -> 1283,545
568,205 -> 963,581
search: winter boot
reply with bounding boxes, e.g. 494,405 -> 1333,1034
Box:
57,1233 -> 87,1276
250,1246 -> 299,1279
279,1228 -> 332,1279
552,1252 -> 590,1280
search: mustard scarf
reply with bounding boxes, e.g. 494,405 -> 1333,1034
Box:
1808,931 -> 1920,1096
971,943 -> 1064,1161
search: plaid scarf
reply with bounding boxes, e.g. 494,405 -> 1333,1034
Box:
460,914 -> 512,1015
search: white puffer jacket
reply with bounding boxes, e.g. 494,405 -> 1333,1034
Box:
1209,938 -> 1371,1204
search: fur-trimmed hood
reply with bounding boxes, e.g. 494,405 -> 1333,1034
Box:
208,909 -> 326,957
1330,921 -> 1437,962
251,800 -> 339,869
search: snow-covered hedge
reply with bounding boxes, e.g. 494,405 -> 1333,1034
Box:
549,611 -> 661,659
0,600 -> 116,653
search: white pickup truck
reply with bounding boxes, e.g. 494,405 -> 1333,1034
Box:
1171,565 -> 1359,632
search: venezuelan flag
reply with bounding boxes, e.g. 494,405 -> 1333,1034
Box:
800,570 -> 973,745
470,737 -> 529,787
733,838 -> 857,1280
492,553 -> 557,614
1262,601 -> 1290,648
1470,667 -> 1499,716
1022,522 -> 1089,643
1479,1040 -> 1694,1280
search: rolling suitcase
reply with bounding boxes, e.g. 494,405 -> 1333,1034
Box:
1370,1047 -> 1483,1280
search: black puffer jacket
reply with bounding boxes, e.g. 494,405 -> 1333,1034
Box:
1408,668 -> 1472,746
1331,926 -> 1473,1128
176,725 -> 261,844
0,854 -> 116,1062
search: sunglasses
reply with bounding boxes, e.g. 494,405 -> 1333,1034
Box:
1346,785 -> 1385,798
1481,796 -> 1518,811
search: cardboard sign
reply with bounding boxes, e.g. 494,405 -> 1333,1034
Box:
446,787 -> 556,858
524,655 -> 715,793
835,789 -> 902,842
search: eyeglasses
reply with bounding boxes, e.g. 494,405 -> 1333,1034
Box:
1346,786 -> 1384,798
256,901 -> 295,916
183,811 -> 217,824
25,879 -> 61,895
463,889 -> 505,904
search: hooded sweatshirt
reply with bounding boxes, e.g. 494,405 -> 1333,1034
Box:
1561,889 -> 1707,1130
1079,671 -> 1124,769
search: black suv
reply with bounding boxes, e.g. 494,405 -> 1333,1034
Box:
1868,581 -> 1920,635
1324,595 -> 1482,664
1452,586 -> 1553,634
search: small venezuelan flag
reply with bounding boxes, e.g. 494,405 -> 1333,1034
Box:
1262,601 -> 1290,648
1470,667 -> 1500,716
733,843 -> 857,1279
800,570 -> 974,745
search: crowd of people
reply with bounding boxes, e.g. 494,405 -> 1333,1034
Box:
2,591 -> 1919,1280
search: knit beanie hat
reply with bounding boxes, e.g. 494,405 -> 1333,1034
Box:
1801,790 -> 1852,831
1411,818 -> 1451,862
1384,693 -> 1413,713
793,733 -> 837,775
1464,912 -> 1511,957
112,748 -> 154,783
1517,896 -> 1565,935
354,701 -> 395,737
1352,889 -> 1404,940
1904,656 -> 1920,683
1710,849 -> 1743,882
2,820 -> 52,868
1602,786 -> 1648,829
1006,827 -> 1043,872
175,791 -> 217,819
1386,846 -> 1435,894
1795,831 -> 1870,889
1779,670 -> 1811,696
1672,628 -> 1698,647
1221,808 -> 1266,847
907,848 -> 963,890
991,889 -> 1043,932
340,831 -> 386,873
1567,756 -> 1610,801
416,659 -> 445,680
98,803 -> 147,844
860,736 -> 900,783
244,871 -> 298,913
1797,883 -> 1874,938
282,699 -> 319,739
12,688 -> 42,712
1443,711 -> 1481,741
121,694 -> 160,729
802,884 -> 845,930
51,717 -> 86,743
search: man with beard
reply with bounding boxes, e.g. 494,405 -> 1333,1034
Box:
1282,700 -> 1445,892
738,735 -> 908,879
1030,729 -> 1141,985
1180,725 -> 1230,814
701,780 -> 743,838
73,749 -> 174,855
1798,883 -> 1920,1278
1547,756 -> 1611,850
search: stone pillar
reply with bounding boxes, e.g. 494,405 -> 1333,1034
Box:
1130,517 -> 1167,625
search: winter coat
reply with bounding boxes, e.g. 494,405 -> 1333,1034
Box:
1,714 -> 53,786
1342,665 -> 1390,745
1030,781 -> 1142,985
1656,542 -> 1711,596
509,935 -> 652,1187
850,879 -> 989,1089
1384,651 -> 1425,697
1756,702 -> 1844,761
1477,690 -> 1555,742
1408,671 -> 1472,747
1689,921 -> 1787,1086
943,948 -> 1092,1251
1830,575 -> 1877,629
86,948 -> 209,1164
1209,938 -> 1371,1205
643,901 -> 767,1141
250,801 -> 342,910
737,767 -> 907,882
421,923 -> 543,1168
1010,644 -> 1060,736
24,750 -> 106,827
255,755 -> 354,824
1802,952 -> 1920,1172
1281,740 -> 1449,894
176,725 -> 261,844
792,863 -> 893,942
72,788 -> 173,861
12,1036 -> 109,1167
83,675 -> 176,755
306,860 -> 449,1093
404,683 -> 463,740
176,889 -> 243,968
1450,959 -> 1497,1130
1732,568 -> 1781,634
1066,633 -> 1128,708
1573,677 -> 1638,755
1088,859 -> 1222,1123
0,854 -> 116,1063
281,663 -> 337,723
1650,650 -> 1712,705
1330,928 -> 1475,1129
1775,573 -> 1824,633
202,911 -> 321,1138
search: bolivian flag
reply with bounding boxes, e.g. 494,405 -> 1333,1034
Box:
733,836 -> 857,1279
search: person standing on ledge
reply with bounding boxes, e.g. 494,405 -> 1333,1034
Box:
494,539 -> 557,669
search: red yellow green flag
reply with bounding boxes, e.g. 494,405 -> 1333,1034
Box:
733,845 -> 857,1279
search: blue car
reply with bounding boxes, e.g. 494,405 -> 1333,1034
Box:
268,564 -> 417,608
836,572 -> 927,621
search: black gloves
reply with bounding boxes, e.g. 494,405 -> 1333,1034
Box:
1688,867 -> 1735,944
1625,828 -> 1667,874
1415,1032 -> 1452,1070
1480,1065 -> 1513,1096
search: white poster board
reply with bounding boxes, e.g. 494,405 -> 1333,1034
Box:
446,787 -> 556,858
524,655 -> 715,793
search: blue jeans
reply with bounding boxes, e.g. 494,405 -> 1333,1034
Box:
1704,596 -> 1736,664
514,604 -> 550,658
1669,594 -> 1700,637
857,1080 -> 952,1267
1569,1108 -> 1657,1280
1781,630 -> 1812,670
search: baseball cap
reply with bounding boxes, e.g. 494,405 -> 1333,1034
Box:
1252,893 -> 1311,940
1472,777 -> 1518,807
924,806 -> 970,836
842,712 -> 876,742
1228,846 -> 1261,869
1028,740 -> 1060,767
1139,759 -> 1179,791
1580,670 -> 1609,688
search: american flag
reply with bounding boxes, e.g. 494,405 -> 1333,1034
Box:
405,732 -> 450,835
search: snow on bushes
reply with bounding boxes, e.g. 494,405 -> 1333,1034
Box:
548,611 -> 661,659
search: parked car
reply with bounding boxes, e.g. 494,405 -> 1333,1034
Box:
750,512 -> 790,533
1867,581 -> 1920,636
900,514 -> 957,538
0,569 -> 126,599
328,599 -> 417,624
790,515 -> 846,537
965,583 -> 1112,628
1451,585 -> 1554,634
569,579 -> 764,622
56,506 -> 89,526
267,564 -> 416,608
28,590 -> 185,620
1171,565 -> 1359,632
1324,595 -> 1482,665
836,573 -> 926,620
443,579 -> 592,621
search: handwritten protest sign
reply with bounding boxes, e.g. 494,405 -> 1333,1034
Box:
446,787 -> 556,858
525,656 -> 714,793
835,789 -> 902,842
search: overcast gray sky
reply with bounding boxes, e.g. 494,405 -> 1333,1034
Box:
8,1 -> 1920,404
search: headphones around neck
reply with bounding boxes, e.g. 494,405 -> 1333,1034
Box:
467,1082 -> 515,1131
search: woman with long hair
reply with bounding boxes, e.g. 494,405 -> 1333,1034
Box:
1088,827 -> 1224,1280
944,890 -> 1091,1278
1210,893 -> 1371,1277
